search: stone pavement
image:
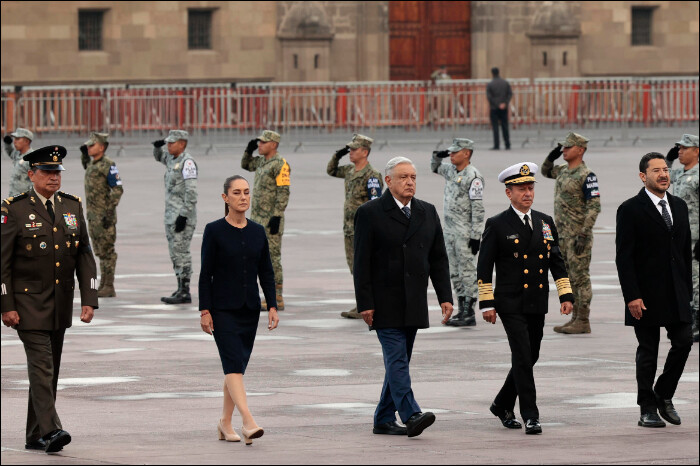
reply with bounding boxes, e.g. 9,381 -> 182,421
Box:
1,129 -> 698,464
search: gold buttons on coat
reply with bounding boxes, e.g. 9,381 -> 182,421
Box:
24,288 -> 28,292
55,245 -> 59,250
539,269 -> 543,274
56,279 -> 59,284
539,284 -> 543,288
524,284 -> 529,289
53,227 -> 57,232
523,255 -> 528,259
524,269 -> 529,274
56,262 -> 60,267
539,254 -> 543,259
515,239 -> 519,244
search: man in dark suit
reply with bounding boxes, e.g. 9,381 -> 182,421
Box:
615,152 -> 693,428
1,146 -> 98,453
477,162 -> 574,435
354,156 -> 453,437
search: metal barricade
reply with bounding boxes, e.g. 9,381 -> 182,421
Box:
1,90 -> 17,134
107,93 -> 196,137
16,92 -> 106,135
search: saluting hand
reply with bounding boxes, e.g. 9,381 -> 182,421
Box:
440,302 -> 453,324
547,144 -> 563,161
433,150 -> 449,159
335,146 -> 350,158
3,135 -> 13,145
268,308 -> 279,330
245,139 -> 259,155
627,299 -> 645,320
1,311 -> 20,327
80,306 -> 94,323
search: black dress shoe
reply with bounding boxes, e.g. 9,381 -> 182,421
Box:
655,393 -> 681,425
25,438 -> 46,450
525,418 -> 542,435
405,412 -> 435,438
43,429 -> 71,453
489,403 -> 522,429
638,412 -> 666,428
373,421 -> 407,435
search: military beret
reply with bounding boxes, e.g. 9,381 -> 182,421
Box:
498,162 -> 538,185
558,132 -> 589,148
346,133 -> 373,150
447,138 -> 475,152
675,134 -> 699,148
23,145 -> 66,171
164,129 -> 189,142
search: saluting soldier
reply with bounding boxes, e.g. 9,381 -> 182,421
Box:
242,130 -> 291,311
431,138 -> 485,326
327,133 -> 383,319
80,132 -> 123,298
477,162 -> 573,435
153,130 -> 198,304
3,127 -> 35,196
1,146 -> 98,453
541,132 -> 601,334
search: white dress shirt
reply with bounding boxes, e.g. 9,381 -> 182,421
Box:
393,196 -> 412,211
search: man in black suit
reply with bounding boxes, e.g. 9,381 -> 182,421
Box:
477,162 -> 574,435
615,152 -> 693,428
354,156 -> 453,438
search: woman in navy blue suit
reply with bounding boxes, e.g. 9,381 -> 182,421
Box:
199,175 -> 279,445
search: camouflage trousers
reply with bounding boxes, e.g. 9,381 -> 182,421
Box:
87,211 -> 117,283
165,221 -> 195,280
264,227 -> 283,286
692,256 -> 699,310
560,235 -> 593,315
445,232 -> 477,298
344,234 -> 354,274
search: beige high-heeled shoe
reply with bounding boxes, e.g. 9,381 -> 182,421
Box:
241,425 -> 264,445
217,419 -> 241,442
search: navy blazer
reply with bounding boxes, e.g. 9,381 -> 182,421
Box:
198,218 -> 276,311
616,188 -> 692,327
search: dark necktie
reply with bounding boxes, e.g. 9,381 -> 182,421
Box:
402,206 -> 411,219
524,214 -> 531,231
658,200 -> 673,231
46,199 -> 55,223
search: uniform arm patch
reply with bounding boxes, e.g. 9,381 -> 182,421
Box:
468,178 -> 484,200
276,160 -> 291,187
583,172 -> 600,200
367,177 -> 382,200
182,159 -> 197,180
107,165 -> 123,187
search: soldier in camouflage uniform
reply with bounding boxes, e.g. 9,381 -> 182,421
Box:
153,130 -> 198,304
80,132 -> 123,298
242,130 -> 291,310
3,128 -> 35,196
542,132 -> 601,334
666,134 -> 699,343
327,133 -> 383,319
431,138 -> 485,326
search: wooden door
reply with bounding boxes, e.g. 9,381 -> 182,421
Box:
389,1 -> 471,81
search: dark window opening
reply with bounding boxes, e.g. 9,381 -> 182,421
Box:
542,51 -> 547,66
79,10 -> 104,51
563,51 -> 567,66
631,7 -> 654,46
314,54 -> 320,69
293,54 -> 298,69
188,9 -> 213,50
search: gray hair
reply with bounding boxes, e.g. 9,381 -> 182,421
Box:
385,156 -> 416,177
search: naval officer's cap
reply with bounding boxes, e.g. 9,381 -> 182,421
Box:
498,162 -> 538,185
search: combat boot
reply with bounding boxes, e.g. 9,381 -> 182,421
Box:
561,306 -> 591,334
447,297 -> 476,327
275,284 -> 285,311
161,276 -> 181,303
692,308 -> 699,343
341,307 -> 362,319
553,308 -> 578,333
163,278 -> 192,304
97,270 -> 116,297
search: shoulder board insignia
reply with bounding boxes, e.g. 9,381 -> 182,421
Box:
2,193 -> 28,205
57,191 -> 81,203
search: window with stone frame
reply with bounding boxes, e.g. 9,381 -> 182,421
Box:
78,10 -> 105,51
631,7 -> 654,46
188,9 -> 214,50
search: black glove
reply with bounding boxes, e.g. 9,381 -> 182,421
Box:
153,139 -> 166,148
468,238 -> 481,255
694,240 -> 699,262
666,145 -> 680,162
335,146 -> 350,158
574,234 -> 589,256
268,216 -> 281,235
174,215 -> 187,233
80,144 -> 88,156
547,144 -> 563,162
3,135 -> 12,145
245,139 -> 259,155
433,150 -> 449,158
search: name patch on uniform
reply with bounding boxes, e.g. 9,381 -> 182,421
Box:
276,160 -> 291,187
583,172 -> 600,200
63,213 -> 78,229
506,234 -> 519,240
367,177 -> 382,200
541,221 -> 554,241
468,178 -> 484,200
182,159 -> 197,180
108,165 -> 123,187
24,222 -> 43,230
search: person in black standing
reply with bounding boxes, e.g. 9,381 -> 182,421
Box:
199,175 -> 280,445
477,162 -> 573,435
486,67 -> 512,150
354,156 -> 453,438
615,152 -> 693,428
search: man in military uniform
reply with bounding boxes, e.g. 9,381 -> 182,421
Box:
327,133 -> 383,319
666,134 -> 699,343
478,162 -> 574,435
431,138 -> 485,326
153,130 -> 198,304
242,130 -> 291,311
80,132 -> 123,298
1,145 -> 98,453
3,127 -> 35,196
541,132 -> 601,334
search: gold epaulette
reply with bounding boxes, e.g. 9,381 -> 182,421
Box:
57,191 -> 81,203
478,279 -> 495,302
555,278 -> 573,296
2,192 -> 28,205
